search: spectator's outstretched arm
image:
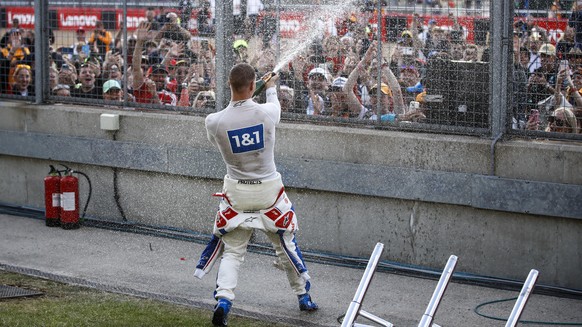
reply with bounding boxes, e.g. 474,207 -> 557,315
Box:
450,13 -> 462,33
345,40 -> 375,114
565,70 -> 582,108
554,68 -> 567,107
203,56 -> 215,89
175,24 -> 193,42
154,24 -> 169,44
132,22 -> 161,105
381,64 -> 405,113
114,24 -> 124,49
132,22 -> 148,90
410,14 -> 424,50
293,54 -> 309,82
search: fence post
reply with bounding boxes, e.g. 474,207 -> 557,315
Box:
34,0 -> 50,104
489,0 -> 512,136
214,0 -> 234,111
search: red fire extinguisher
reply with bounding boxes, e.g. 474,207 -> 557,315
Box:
44,165 -> 61,227
60,169 -> 80,230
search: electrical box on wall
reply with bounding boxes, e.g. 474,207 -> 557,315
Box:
100,113 -> 119,131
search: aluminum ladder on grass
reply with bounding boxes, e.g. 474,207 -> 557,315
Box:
505,269 -> 539,327
417,255 -> 458,327
341,242 -> 394,327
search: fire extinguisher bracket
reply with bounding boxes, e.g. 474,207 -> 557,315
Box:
100,113 -> 119,131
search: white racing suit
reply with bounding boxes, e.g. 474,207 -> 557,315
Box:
195,172 -> 311,302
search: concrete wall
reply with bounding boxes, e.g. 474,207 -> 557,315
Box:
1,100 -> 581,289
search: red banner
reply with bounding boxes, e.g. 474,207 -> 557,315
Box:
5,7 -> 35,29
57,8 -> 102,30
1,6 -> 572,43
115,8 -> 149,30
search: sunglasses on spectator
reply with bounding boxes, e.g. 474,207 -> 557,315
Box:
16,64 -> 31,71
400,65 -> 416,70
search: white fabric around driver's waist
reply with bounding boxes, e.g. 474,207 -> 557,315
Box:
212,173 -> 298,236
223,172 -> 284,211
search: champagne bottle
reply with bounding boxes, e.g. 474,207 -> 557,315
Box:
252,72 -> 276,97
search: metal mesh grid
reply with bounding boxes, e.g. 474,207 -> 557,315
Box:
509,0 -> 581,136
0,1 -> 581,139
0,284 -> 43,299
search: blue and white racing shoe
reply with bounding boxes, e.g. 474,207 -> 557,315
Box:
298,293 -> 319,311
212,298 -> 232,326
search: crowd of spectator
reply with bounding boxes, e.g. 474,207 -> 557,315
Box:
0,0 -> 580,133
510,0 -> 582,133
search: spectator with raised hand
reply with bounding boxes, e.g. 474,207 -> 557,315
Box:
525,33 -> 544,73
155,12 -> 192,45
557,27 -> 576,57
192,90 -> 215,109
173,59 -> 192,96
0,18 -> 20,48
535,43 -> 558,88
322,36 -> 344,76
145,7 -> 160,31
525,42 -> 558,115
156,6 -> 170,28
305,67 -> 331,116
424,25 -> 451,59
347,40 -> 423,122
88,20 -> 113,60
1,28 -> 33,93
555,67 -> 582,111
132,22 -> 177,106
379,56 -> 406,114
326,76 -> 364,118
102,49 -> 124,82
393,29 -> 425,70
568,1 -> 582,50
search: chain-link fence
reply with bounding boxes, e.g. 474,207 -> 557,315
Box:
1,0 -> 581,139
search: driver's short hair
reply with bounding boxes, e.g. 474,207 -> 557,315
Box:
229,63 -> 256,93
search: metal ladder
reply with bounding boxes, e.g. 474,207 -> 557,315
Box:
417,255 -> 458,327
341,247 -> 538,327
505,269 -> 539,327
341,242 -> 394,327
341,246 -> 458,327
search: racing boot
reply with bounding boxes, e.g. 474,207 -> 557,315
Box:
298,293 -> 318,311
212,298 -> 232,326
